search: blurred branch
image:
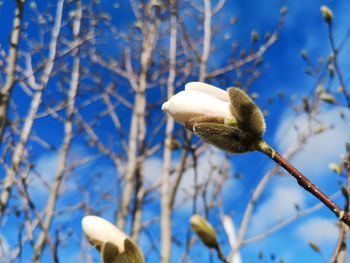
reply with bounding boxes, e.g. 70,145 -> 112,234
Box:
199,0 -> 211,82
207,4 -> 287,80
207,34 -> 277,79
243,192 -> 340,246
161,1 -> 177,262
117,4 -> 161,235
33,1 -> 81,261
326,19 -> 350,108
222,215 -> 242,263
232,140 -> 302,258
0,0 -> 26,141
0,0 -> 64,221
212,0 -> 226,15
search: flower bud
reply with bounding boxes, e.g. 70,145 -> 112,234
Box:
251,30 -> 259,44
161,82 -> 232,125
320,5 -> 333,24
82,216 -> 144,263
328,64 -> 335,78
162,82 -> 266,154
30,1 -> 37,9
319,92 -> 336,104
101,240 -> 144,263
190,214 -> 218,249
302,97 -> 310,113
328,163 -> 343,175
301,50 -> 308,60
193,123 -> 255,153
165,139 -> 181,150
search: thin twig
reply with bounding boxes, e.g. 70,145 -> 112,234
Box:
327,22 -> 350,108
215,245 -> 229,263
160,1 -> 177,262
243,192 -> 340,245
0,0 -> 26,141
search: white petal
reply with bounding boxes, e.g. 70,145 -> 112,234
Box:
185,82 -> 230,102
161,90 -> 232,124
82,215 -> 127,252
161,101 -> 170,112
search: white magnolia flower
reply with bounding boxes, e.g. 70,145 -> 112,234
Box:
82,215 -> 127,252
162,81 -> 266,153
161,82 -> 233,125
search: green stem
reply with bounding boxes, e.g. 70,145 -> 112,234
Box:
257,140 -> 350,227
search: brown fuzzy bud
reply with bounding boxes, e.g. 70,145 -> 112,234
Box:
185,116 -> 226,131
102,240 -> 144,263
228,88 -> 266,137
192,123 -> 257,153
82,216 -> 144,263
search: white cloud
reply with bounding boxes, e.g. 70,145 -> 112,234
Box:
143,157 -> 164,185
275,108 -> 348,177
28,153 -> 59,198
296,217 -> 338,244
28,146 -> 87,201
250,185 -> 305,234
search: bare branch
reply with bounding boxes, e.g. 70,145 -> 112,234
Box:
161,1 -> 177,262
0,0 -> 64,220
0,0 -> 26,141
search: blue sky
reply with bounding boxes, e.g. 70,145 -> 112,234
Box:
1,0 -> 350,262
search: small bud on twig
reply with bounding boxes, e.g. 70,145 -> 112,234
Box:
300,50 -> 308,60
190,214 -> 218,249
320,5 -> 333,24
328,163 -> 343,175
251,30 -> 259,44
319,92 -> 337,104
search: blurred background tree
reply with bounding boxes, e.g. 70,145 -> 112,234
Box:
0,0 -> 349,262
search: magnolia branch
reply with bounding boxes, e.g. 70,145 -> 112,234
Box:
329,157 -> 350,263
258,142 -> 350,226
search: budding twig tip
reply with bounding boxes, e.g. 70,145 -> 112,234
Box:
338,210 -> 345,220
